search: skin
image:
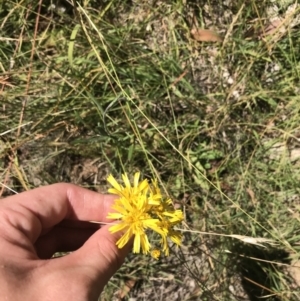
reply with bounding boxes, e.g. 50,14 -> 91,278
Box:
0,183 -> 131,300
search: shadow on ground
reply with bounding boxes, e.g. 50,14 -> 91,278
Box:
231,243 -> 290,301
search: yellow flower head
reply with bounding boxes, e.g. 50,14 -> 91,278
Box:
151,249 -> 161,260
107,172 -> 183,258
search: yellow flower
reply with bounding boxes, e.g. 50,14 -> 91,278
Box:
108,205 -> 166,254
151,249 -> 161,260
157,217 -> 183,256
107,172 -> 183,257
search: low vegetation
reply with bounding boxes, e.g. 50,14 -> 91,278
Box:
1,0 -> 300,300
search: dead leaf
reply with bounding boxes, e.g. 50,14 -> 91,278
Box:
246,187 -> 257,206
115,279 -> 136,300
191,28 -> 222,42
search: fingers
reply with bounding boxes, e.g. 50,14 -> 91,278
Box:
0,184 -> 117,244
29,226 -> 131,300
34,223 -> 100,259
0,184 -> 131,299
65,225 -> 132,292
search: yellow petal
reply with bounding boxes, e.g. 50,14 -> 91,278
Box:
116,230 -> 132,248
138,179 -> 149,192
109,223 -> 128,233
107,212 -> 123,220
169,230 -> 182,245
133,172 -> 140,188
144,219 -> 166,236
107,188 -> 122,196
107,175 -> 122,192
133,233 -> 141,253
139,233 -> 150,254
122,173 -> 131,189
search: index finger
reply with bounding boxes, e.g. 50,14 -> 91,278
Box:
0,183 -> 116,243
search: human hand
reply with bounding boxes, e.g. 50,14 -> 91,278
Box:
0,183 -> 130,300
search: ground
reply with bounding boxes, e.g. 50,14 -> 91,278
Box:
1,0 -> 300,300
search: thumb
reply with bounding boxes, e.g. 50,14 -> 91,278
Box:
69,224 -> 131,290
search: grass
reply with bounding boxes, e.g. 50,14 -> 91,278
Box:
1,0 -> 300,300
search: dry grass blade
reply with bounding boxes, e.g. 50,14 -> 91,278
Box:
0,76 -> 14,88
228,235 -> 278,248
